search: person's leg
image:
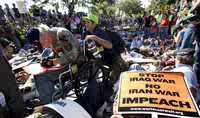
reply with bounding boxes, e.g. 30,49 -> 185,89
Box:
34,73 -> 55,104
160,27 -> 166,50
34,68 -> 66,104
0,55 -> 24,118
76,78 -> 104,117
110,57 -> 128,84
5,82 -> 25,118
164,27 -> 169,39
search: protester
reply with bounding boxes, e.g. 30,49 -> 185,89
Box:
34,25 -> 82,104
0,5 -> 6,25
174,24 -> 186,50
172,48 -> 199,102
4,3 -> 14,22
179,18 -> 198,49
160,13 -> 170,41
143,12 -> 151,38
12,3 -> 20,20
0,45 -> 24,118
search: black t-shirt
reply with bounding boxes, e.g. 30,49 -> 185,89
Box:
12,8 -> 20,18
144,16 -> 151,27
0,9 -> 5,18
33,8 -> 40,17
85,27 -> 118,66
5,8 -> 12,17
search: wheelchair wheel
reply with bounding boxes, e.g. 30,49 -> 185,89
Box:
75,60 -> 110,99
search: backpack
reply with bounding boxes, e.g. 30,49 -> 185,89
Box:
105,29 -> 126,54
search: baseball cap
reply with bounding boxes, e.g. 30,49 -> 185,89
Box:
83,14 -> 99,24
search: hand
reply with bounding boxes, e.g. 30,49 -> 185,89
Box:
15,71 -> 30,81
85,35 -> 97,41
53,58 -> 60,65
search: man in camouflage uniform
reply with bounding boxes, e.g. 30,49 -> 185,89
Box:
34,27 -> 82,104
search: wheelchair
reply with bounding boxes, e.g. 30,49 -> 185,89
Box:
52,39 -> 111,102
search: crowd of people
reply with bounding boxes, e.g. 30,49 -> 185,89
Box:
0,0 -> 200,118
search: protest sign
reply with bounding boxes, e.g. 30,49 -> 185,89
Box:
117,72 -> 200,118
16,0 -> 28,14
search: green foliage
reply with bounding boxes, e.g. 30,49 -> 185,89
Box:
118,0 -> 144,16
147,0 -> 160,13
89,1 -> 117,16
32,0 -> 117,16
147,0 -> 176,13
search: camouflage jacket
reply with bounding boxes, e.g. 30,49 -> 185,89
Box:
51,27 -> 84,65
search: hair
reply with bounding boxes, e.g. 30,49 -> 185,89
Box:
176,55 -> 194,65
0,38 -> 11,48
37,24 -> 50,37
48,28 -> 57,39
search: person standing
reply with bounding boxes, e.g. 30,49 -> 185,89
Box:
12,3 -> 20,20
160,13 -> 170,48
0,5 -> 6,25
0,46 -> 24,118
4,4 -> 14,22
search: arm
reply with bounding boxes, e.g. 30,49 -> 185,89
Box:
174,31 -> 182,43
85,35 -> 112,49
59,39 -> 80,65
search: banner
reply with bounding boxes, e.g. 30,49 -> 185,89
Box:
16,0 -> 28,14
117,72 -> 200,117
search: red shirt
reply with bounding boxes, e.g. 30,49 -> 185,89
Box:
160,18 -> 169,26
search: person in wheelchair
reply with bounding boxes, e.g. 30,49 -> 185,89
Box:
34,25 -> 82,104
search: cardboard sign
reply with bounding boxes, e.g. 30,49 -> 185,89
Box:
117,72 -> 200,117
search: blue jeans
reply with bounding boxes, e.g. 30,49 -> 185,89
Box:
144,27 -> 150,38
34,68 -> 66,104
160,27 -> 168,40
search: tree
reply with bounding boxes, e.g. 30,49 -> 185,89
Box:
32,0 -> 117,16
147,0 -> 176,13
89,1 -> 117,16
118,0 -> 144,16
